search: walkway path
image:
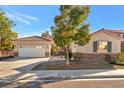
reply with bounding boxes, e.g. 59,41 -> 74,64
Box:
12,69 -> 124,83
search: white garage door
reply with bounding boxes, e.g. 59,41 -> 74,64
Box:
18,48 -> 45,57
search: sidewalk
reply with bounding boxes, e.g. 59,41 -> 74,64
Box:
1,69 -> 123,83
27,69 -> 124,79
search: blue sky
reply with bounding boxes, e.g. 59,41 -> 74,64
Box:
1,5 -> 124,37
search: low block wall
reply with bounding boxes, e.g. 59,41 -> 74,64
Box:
0,50 -> 18,57
73,53 -> 118,60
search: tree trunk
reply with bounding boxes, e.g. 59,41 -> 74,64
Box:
66,47 -> 70,66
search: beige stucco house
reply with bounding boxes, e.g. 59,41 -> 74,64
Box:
71,28 -> 124,54
13,28 -> 124,58
13,36 -> 52,57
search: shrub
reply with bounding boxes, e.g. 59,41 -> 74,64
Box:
108,52 -> 124,65
105,54 -> 119,64
112,52 -> 124,65
51,43 -> 60,56
109,59 -> 116,64
73,53 -> 82,60
117,52 -> 124,62
115,60 -> 124,65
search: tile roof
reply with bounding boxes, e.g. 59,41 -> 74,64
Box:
42,36 -> 53,41
91,28 -> 122,40
14,36 -> 52,42
14,28 -> 124,42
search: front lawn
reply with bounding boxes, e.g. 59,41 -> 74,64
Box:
32,60 -> 114,70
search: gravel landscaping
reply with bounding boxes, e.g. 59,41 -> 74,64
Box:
32,60 -> 114,70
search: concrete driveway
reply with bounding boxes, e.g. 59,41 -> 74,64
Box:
0,56 -> 64,79
0,56 -> 64,71
0,57 -> 50,71
0,57 -> 49,79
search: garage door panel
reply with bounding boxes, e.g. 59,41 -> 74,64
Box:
18,48 -> 45,57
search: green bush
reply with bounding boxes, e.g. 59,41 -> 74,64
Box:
51,43 -> 60,56
73,53 -> 82,60
109,59 -> 116,64
117,52 -> 124,62
115,60 -> 124,65
113,52 -> 124,65
105,54 -> 119,64
108,52 -> 124,65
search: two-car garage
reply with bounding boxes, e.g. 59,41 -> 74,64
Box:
13,36 -> 52,58
18,47 -> 45,57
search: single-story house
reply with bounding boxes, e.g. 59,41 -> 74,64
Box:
71,28 -> 124,59
13,28 -> 124,58
13,36 -> 52,57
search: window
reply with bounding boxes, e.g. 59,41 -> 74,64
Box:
97,41 -> 108,53
123,34 -> 124,39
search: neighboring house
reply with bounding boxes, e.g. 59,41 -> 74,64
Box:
13,36 -> 52,57
71,28 -> 124,56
